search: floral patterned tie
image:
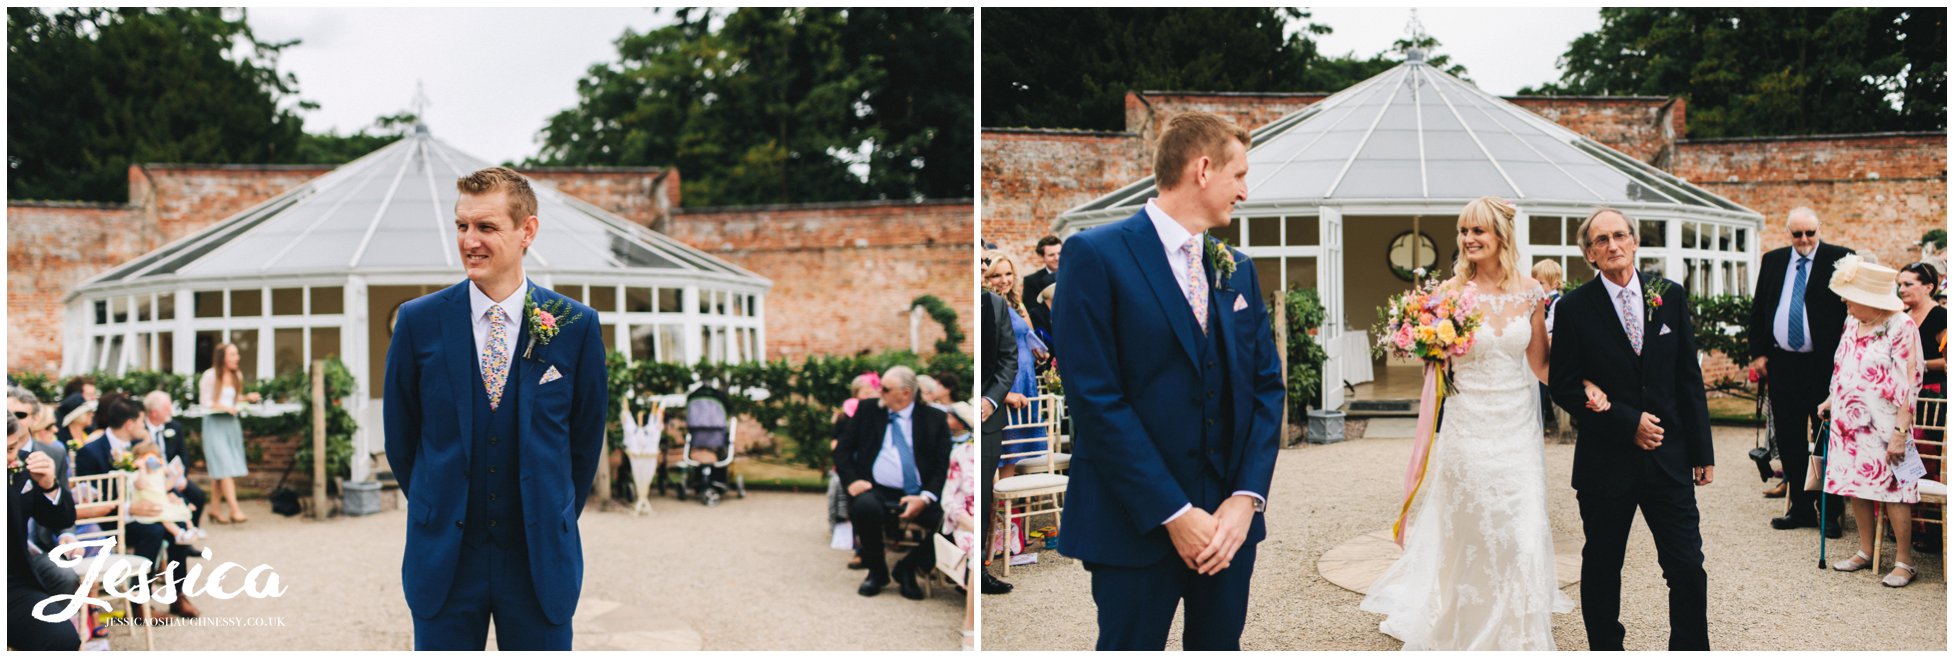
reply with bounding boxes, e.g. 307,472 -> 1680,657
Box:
1182,236 -> 1209,333
482,306 -> 510,410
1619,288 -> 1642,355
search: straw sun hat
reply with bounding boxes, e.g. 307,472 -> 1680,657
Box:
1827,253 -> 1904,312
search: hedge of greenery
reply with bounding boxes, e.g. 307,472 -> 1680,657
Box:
15,345 -> 971,479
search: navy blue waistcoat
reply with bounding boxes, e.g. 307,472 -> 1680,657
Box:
1191,286 -> 1235,508
465,359 -> 524,548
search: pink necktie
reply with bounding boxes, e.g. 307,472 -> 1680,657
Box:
1182,237 -> 1209,333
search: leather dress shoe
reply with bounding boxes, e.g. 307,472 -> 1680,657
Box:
981,571 -> 1014,595
895,565 -> 925,600
1770,515 -> 1817,530
1762,481 -> 1788,498
858,572 -> 888,597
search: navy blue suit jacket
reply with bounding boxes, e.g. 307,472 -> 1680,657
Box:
383,279 -> 606,625
1052,210 -> 1285,568
74,433 -> 115,478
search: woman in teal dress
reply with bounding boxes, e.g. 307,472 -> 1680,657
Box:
200,342 -> 260,523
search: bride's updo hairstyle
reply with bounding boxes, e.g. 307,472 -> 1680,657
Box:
1453,196 -> 1524,290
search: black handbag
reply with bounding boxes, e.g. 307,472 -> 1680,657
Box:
1747,385 -> 1774,482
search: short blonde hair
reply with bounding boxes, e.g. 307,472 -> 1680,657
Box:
456,166 -> 538,227
1453,196 -> 1524,289
1154,112 -> 1251,190
1531,259 -> 1564,289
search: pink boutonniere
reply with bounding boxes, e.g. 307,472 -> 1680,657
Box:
522,290 -> 584,361
1644,278 -> 1671,317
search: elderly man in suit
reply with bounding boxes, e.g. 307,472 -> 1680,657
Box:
385,167 -> 606,650
835,366 -> 953,600
1748,207 -> 1853,538
140,391 -> 207,532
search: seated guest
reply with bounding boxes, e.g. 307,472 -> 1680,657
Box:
835,366 -> 951,600
142,391 -> 209,531
830,373 -> 880,570
1817,255 -> 1926,587
1899,262 -> 1946,553
9,414 -> 80,650
943,401 -> 979,650
52,394 -> 93,451
75,393 -> 201,618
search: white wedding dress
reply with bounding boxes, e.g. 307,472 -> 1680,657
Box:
1360,287 -> 1574,650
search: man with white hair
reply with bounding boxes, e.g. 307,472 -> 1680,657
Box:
142,390 -> 208,531
1748,206 -> 1854,537
833,365 -> 953,600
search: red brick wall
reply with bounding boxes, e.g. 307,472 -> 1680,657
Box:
6,203 -> 148,373
670,201 -> 975,361
1125,91 -> 1328,146
1508,96 -> 1683,165
524,167 -> 678,231
1675,133 -> 1947,268
980,129 -> 1149,269
132,164 -> 334,244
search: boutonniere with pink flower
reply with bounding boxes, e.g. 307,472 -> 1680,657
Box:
522,290 -> 585,361
1644,277 -> 1671,317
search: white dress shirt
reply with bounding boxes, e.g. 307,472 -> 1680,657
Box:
1144,199 -> 1266,525
871,400 -> 935,502
1600,270 -> 1644,336
1771,243 -> 1819,353
1144,199 -> 1201,288
468,276 -> 529,368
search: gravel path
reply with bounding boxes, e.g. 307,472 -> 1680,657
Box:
109,491 -> 962,650
982,425 -> 1947,650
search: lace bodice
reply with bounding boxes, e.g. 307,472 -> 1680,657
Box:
1451,287 -> 1546,395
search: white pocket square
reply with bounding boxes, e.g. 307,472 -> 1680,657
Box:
540,365 -> 563,385
1232,295 -> 1248,312
1659,324 -> 1672,336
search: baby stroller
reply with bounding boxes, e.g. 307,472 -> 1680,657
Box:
673,387 -> 746,506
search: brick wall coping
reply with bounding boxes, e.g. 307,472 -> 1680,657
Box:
981,127 -> 1136,138
136,163 -> 335,171
678,198 -> 973,215
1679,131 -> 1947,145
6,200 -> 135,209
1137,90 -> 1673,103
518,165 -> 671,174
1136,90 -> 1333,99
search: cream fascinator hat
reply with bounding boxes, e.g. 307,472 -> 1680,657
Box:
1828,253 -> 1904,312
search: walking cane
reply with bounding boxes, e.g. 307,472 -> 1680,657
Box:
1816,424 -> 1831,569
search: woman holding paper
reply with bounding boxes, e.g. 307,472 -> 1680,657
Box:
1815,254 -> 1925,587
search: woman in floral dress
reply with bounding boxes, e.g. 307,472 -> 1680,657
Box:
1817,254 -> 1925,587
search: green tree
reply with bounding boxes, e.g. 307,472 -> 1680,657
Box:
293,111 -> 418,165
7,7 -> 309,202
981,8 -> 1470,130
1519,7 -> 1945,138
534,8 -> 970,207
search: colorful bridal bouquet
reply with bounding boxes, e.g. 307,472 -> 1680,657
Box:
1371,271 -> 1486,546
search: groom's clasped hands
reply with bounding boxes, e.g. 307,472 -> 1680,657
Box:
1166,495 -> 1258,575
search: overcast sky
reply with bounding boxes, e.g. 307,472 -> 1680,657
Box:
1304,7 -> 1603,95
245,7 -> 1600,165
248,7 -> 672,166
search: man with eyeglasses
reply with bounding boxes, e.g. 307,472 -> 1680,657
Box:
1747,206 -> 1854,538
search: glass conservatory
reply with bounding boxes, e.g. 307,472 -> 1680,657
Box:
64,125 -> 771,479
1055,50 -> 1763,409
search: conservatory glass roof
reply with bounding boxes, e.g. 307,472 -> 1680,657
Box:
1068,50 -> 1751,215
82,126 -> 764,287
